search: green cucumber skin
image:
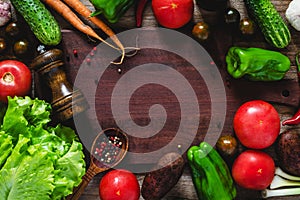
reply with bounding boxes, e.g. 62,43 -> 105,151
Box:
245,0 -> 291,48
11,0 -> 61,46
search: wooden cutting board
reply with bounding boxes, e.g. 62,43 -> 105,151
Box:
51,28 -> 300,167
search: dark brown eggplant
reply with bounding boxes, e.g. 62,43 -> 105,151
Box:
141,152 -> 185,200
276,129 -> 300,176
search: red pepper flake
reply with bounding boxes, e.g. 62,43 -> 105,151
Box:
86,58 -> 91,64
73,49 -> 78,57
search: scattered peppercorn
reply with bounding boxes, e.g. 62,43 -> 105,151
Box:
73,49 -> 78,57
93,135 -> 123,166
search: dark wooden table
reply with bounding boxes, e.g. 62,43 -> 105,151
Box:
2,0 -> 299,199
55,0 -> 299,199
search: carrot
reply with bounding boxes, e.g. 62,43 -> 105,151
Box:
41,0 -> 120,56
61,0 -> 128,64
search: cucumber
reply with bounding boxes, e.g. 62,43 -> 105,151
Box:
11,0 -> 61,46
244,0 -> 291,48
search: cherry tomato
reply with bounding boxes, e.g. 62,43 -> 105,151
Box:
233,100 -> 280,149
99,169 -> 140,200
216,135 -> 238,157
0,60 -> 32,103
5,22 -> 20,37
152,0 -> 194,29
13,39 -> 30,56
232,150 -> 275,190
224,7 -> 240,25
240,18 -> 255,35
0,38 -> 7,53
192,21 -> 210,41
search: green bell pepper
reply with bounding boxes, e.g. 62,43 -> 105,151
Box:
187,142 -> 236,200
226,47 -> 291,81
89,0 -> 135,23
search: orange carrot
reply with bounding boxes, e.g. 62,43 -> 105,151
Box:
61,0 -> 127,64
41,0 -> 119,51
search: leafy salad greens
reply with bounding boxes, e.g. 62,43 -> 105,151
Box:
0,96 -> 86,200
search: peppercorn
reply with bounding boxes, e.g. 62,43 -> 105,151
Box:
94,135 -> 123,166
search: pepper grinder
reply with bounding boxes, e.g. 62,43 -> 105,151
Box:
30,46 -> 89,122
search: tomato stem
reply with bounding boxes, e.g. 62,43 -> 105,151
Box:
2,72 -> 14,83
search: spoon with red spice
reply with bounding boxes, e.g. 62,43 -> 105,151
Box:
67,128 -> 129,200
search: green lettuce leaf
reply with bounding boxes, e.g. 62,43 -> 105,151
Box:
0,132 -> 13,168
1,96 -> 51,140
52,141 -> 86,199
0,103 -> 7,126
0,96 -> 86,199
0,135 -> 55,200
1,134 -> 30,170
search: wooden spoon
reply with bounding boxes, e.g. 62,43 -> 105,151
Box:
66,128 -> 129,200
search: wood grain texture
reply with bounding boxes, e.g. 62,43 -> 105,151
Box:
0,0 -> 297,199
56,0 -> 300,199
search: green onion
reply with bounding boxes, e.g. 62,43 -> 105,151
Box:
270,175 -> 300,189
275,167 -> 300,181
261,167 -> 300,198
262,188 -> 300,198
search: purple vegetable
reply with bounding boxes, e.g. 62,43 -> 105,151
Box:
0,0 -> 11,27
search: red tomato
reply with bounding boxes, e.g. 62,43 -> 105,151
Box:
152,0 -> 194,29
232,150 -> 275,190
99,169 -> 140,200
0,60 -> 32,103
233,100 -> 280,149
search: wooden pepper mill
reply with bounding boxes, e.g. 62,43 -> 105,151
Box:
30,46 -> 88,122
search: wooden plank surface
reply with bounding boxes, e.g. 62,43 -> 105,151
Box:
0,0 -> 299,199
62,0 -> 299,199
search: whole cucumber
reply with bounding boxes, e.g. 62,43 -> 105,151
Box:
244,0 -> 291,48
11,0 -> 61,46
